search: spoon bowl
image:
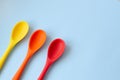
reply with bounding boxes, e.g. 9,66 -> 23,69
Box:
48,38 -> 66,62
29,30 -> 46,54
11,21 -> 29,44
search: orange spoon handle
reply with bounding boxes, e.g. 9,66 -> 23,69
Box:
38,60 -> 52,80
12,52 -> 31,80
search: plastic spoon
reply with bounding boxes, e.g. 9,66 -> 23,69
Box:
38,38 -> 66,80
12,29 -> 46,80
0,21 -> 29,70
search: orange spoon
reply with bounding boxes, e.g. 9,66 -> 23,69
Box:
12,29 -> 46,80
38,38 -> 66,80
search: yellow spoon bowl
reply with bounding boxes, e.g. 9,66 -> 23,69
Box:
0,21 -> 29,70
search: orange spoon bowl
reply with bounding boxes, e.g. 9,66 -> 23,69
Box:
29,30 -> 46,56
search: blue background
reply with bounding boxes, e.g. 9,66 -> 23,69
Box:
0,0 -> 120,80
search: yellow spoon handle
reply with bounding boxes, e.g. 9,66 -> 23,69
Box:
0,41 -> 15,69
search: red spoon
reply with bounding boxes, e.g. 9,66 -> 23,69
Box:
38,38 -> 66,80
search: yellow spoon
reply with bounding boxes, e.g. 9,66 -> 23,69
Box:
0,21 -> 29,70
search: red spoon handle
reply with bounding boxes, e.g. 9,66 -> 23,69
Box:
12,55 -> 30,80
38,61 -> 51,80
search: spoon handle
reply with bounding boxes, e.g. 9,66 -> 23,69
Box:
38,60 -> 52,80
12,53 -> 30,80
0,42 -> 15,69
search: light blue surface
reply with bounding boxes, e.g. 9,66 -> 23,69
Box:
0,0 -> 120,80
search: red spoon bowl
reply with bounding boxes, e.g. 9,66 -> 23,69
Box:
48,38 -> 66,62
